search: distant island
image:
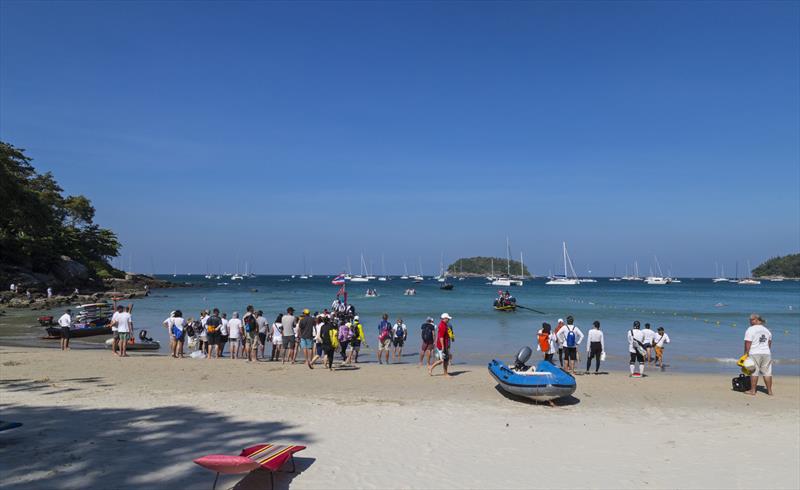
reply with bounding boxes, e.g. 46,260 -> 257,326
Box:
753,253 -> 800,279
447,257 -> 531,277
0,142 -> 174,309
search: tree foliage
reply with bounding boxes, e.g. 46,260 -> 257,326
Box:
752,254 -> 800,278
447,256 -> 531,277
0,141 -> 120,274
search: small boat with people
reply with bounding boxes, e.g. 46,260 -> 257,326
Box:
493,290 -> 517,311
365,288 -> 379,298
440,282 -> 454,290
488,347 -> 576,402
403,288 -> 416,296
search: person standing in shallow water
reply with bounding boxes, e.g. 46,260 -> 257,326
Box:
536,322 -> 556,363
585,321 -> 604,374
58,309 -> 72,351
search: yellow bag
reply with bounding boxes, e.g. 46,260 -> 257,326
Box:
330,329 -> 340,350
737,354 -> 755,375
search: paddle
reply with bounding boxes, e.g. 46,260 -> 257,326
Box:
516,305 -> 547,315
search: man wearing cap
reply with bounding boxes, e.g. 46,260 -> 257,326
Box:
281,307 -> 297,364
351,316 -> 365,363
298,308 -> 316,369
627,320 -> 646,377
428,313 -> 453,377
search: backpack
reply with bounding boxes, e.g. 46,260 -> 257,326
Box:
422,324 -> 434,344
565,327 -> 577,348
395,324 -> 404,339
330,328 -> 340,350
538,332 -> 550,353
245,315 -> 257,333
731,374 -> 751,392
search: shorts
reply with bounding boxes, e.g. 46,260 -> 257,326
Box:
207,331 -> 220,345
118,332 -> 130,342
393,338 -> 405,348
629,351 -> 644,364
113,331 -> 120,341
378,338 -> 392,351
259,332 -> 267,345
564,347 -> 577,361
300,338 -> 313,349
315,343 -> 323,356
421,341 -> 434,351
220,335 -> 228,344
229,336 -> 240,344
655,346 -> 664,359
245,331 -> 258,345
749,353 -> 772,376
351,340 -> 361,350
283,336 -> 296,349
643,343 -> 652,349
61,327 -> 71,339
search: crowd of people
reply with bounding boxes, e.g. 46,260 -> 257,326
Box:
535,316 -> 672,377
158,297 -> 458,376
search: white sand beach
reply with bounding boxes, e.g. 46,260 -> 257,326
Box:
1,346 -> 798,489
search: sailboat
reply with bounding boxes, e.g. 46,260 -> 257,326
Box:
486,259 -> 497,282
344,257 -> 353,280
712,262 -> 729,283
737,260 -> 761,285
623,261 -> 643,281
401,262 -> 410,280
436,253 -> 446,282
350,253 -> 369,282
411,258 -> 424,282
458,259 -> 466,280
546,242 -> 580,285
491,237 -> 515,287
300,256 -> 309,279
378,254 -> 388,281
609,265 -> 622,282
644,256 -> 670,285
366,257 -> 377,280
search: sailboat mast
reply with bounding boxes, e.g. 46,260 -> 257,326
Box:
506,237 -> 511,276
563,242 -> 568,276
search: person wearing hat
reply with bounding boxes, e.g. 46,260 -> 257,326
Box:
428,313 -> 453,377
58,308 -> 72,351
350,315 -> 365,363
653,326 -> 670,369
627,320 -> 647,377
297,308 -> 316,369
281,307 -> 297,363
419,317 -> 436,367
554,318 -> 566,368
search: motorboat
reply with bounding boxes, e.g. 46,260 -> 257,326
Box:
644,276 -> 670,285
737,278 -> 761,285
488,348 -> 576,402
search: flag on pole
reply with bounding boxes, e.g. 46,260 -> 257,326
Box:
331,274 -> 346,286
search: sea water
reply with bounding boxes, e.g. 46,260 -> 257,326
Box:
122,276 -> 800,375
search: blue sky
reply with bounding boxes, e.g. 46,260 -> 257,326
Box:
1,1 -> 798,276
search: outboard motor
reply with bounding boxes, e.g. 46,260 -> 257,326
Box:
139,329 -> 153,342
514,346 -> 532,371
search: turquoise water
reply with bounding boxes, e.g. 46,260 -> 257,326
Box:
128,276 -> 799,374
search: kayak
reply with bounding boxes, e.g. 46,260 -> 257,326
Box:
105,338 -> 161,351
493,305 -> 516,312
488,359 -> 576,402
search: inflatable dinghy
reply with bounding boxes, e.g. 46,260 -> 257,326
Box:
488,347 -> 576,401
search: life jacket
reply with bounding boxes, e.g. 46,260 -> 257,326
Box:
538,332 -> 550,353
330,328 -> 340,349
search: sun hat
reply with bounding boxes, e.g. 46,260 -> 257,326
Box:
557,318 -> 564,323
441,313 -> 452,320
354,315 -> 359,320
303,308 -> 310,315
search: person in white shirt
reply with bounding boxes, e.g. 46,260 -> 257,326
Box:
110,305 -> 133,357
168,310 -> 186,358
47,287 -> 52,298
653,327 -> 671,369
270,315 -> 283,361
162,311 -> 176,354
9,283 -> 15,293
536,322 -> 557,363
641,323 -> 657,365
256,311 -> 269,360
743,313 -> 773,396
553,319 -> 565,368
556,315 -> 584,374
219,313 -> 229,356
585,320 -> 605,374
58,309 -> 72,351
227,312 -> 243,360
392,318 -> 408,363
627,321 -> 646,377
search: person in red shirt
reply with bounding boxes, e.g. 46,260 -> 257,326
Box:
428,313 -> 452,377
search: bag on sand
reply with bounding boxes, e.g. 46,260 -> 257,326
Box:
731,374 -> 751,392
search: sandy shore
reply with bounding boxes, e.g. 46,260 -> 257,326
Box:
1,346 -> 798,489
